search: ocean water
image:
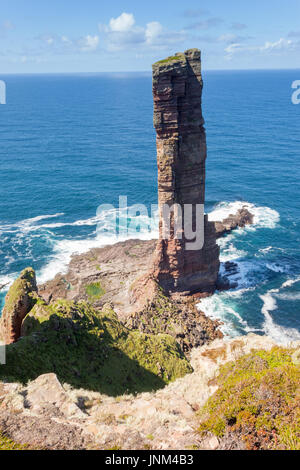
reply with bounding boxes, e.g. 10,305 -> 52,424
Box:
0,70 -> 299,344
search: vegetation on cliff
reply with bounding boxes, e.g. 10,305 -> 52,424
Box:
127,288 -> 221,354
0,432 -> 30,450
0,299 -> 192,396
198,347 -> 300,450
0,267 -> 38,344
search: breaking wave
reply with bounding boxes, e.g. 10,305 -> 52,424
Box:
260,279 -> 300,344
208,200 -> 280,229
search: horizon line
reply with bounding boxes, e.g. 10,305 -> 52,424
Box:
1,67 -> 300,76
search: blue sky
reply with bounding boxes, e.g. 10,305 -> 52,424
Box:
1,0 -> 300,72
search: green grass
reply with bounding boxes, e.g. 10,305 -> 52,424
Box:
198,347 -> 300,450
0,432 -> 29,450
0,300 -> 192,396
154,54 -> 186,65
85,282 -> 106,300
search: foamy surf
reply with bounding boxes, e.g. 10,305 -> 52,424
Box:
0,273 -> 16,291
259,278 -> 300,344
197,201 -> 300,342
208,200 -> 280,229
0,213 -> 65,234
37,207 -> 159,284
197,292 -> 260,338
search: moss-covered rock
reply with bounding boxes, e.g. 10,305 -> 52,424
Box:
154,53 -> 186,65
198,347 -> 300,450
85,281 -> 105,300
0,432 -> 30,450
0,299 -> 192,396
0,268 -> 37,344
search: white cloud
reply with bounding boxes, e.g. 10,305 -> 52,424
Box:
79,35 -> 99,52
39,34 -> 55,45
225,43 -> 244,55
225,37 -> 298,58
219,34 -> 239,44
61,35 -> 72,45
145,21 -> 163,44
109,12 -> 135,32
99,12 -> 185,51
260,38 -> 293,51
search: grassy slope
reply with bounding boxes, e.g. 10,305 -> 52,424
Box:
0,300 -> 192,396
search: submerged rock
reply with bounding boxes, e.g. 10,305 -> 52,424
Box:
0,268 -> 37,345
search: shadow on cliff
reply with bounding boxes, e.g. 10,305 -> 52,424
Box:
0,307 -> 190,396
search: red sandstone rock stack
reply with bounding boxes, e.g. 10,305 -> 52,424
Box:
151,49 -> 219,295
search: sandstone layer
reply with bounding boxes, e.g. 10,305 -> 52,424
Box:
150,49 -> 219,295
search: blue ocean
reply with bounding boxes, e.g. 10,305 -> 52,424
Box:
0,70 -> 299,343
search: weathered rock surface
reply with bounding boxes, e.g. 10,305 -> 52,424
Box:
0,268 -> 37,345
1,334 -> 295,450
39,239 -> 157,321
150,49 -> 220,295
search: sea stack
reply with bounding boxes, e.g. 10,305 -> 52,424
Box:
151,49 -> 219,295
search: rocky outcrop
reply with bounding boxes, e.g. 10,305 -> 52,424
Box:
150,49 -> 219,295
126,290 -> 223,355
214,207 -> 254,238
37,239 -> 223,347
1,334 -> 297,450
0,268 -> 37,345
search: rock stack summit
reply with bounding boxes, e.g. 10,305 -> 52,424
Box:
150,49 -> 219,295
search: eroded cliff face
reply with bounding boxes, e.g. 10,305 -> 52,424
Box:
150,49 -> 219,295
0,268 -> 37,345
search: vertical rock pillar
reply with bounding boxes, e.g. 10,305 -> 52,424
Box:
151,49 -> 219,295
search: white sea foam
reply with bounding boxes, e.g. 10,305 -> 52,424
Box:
0,273 -> 16,291
260,279 -> 300,344
259,246 -> 274,253
37,208 -> 159,284
0,213 -> 65,234
266,263 -> 287,273
282,277 -> 300,289
208,200 -> 280,229
197,293 -> 260,337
